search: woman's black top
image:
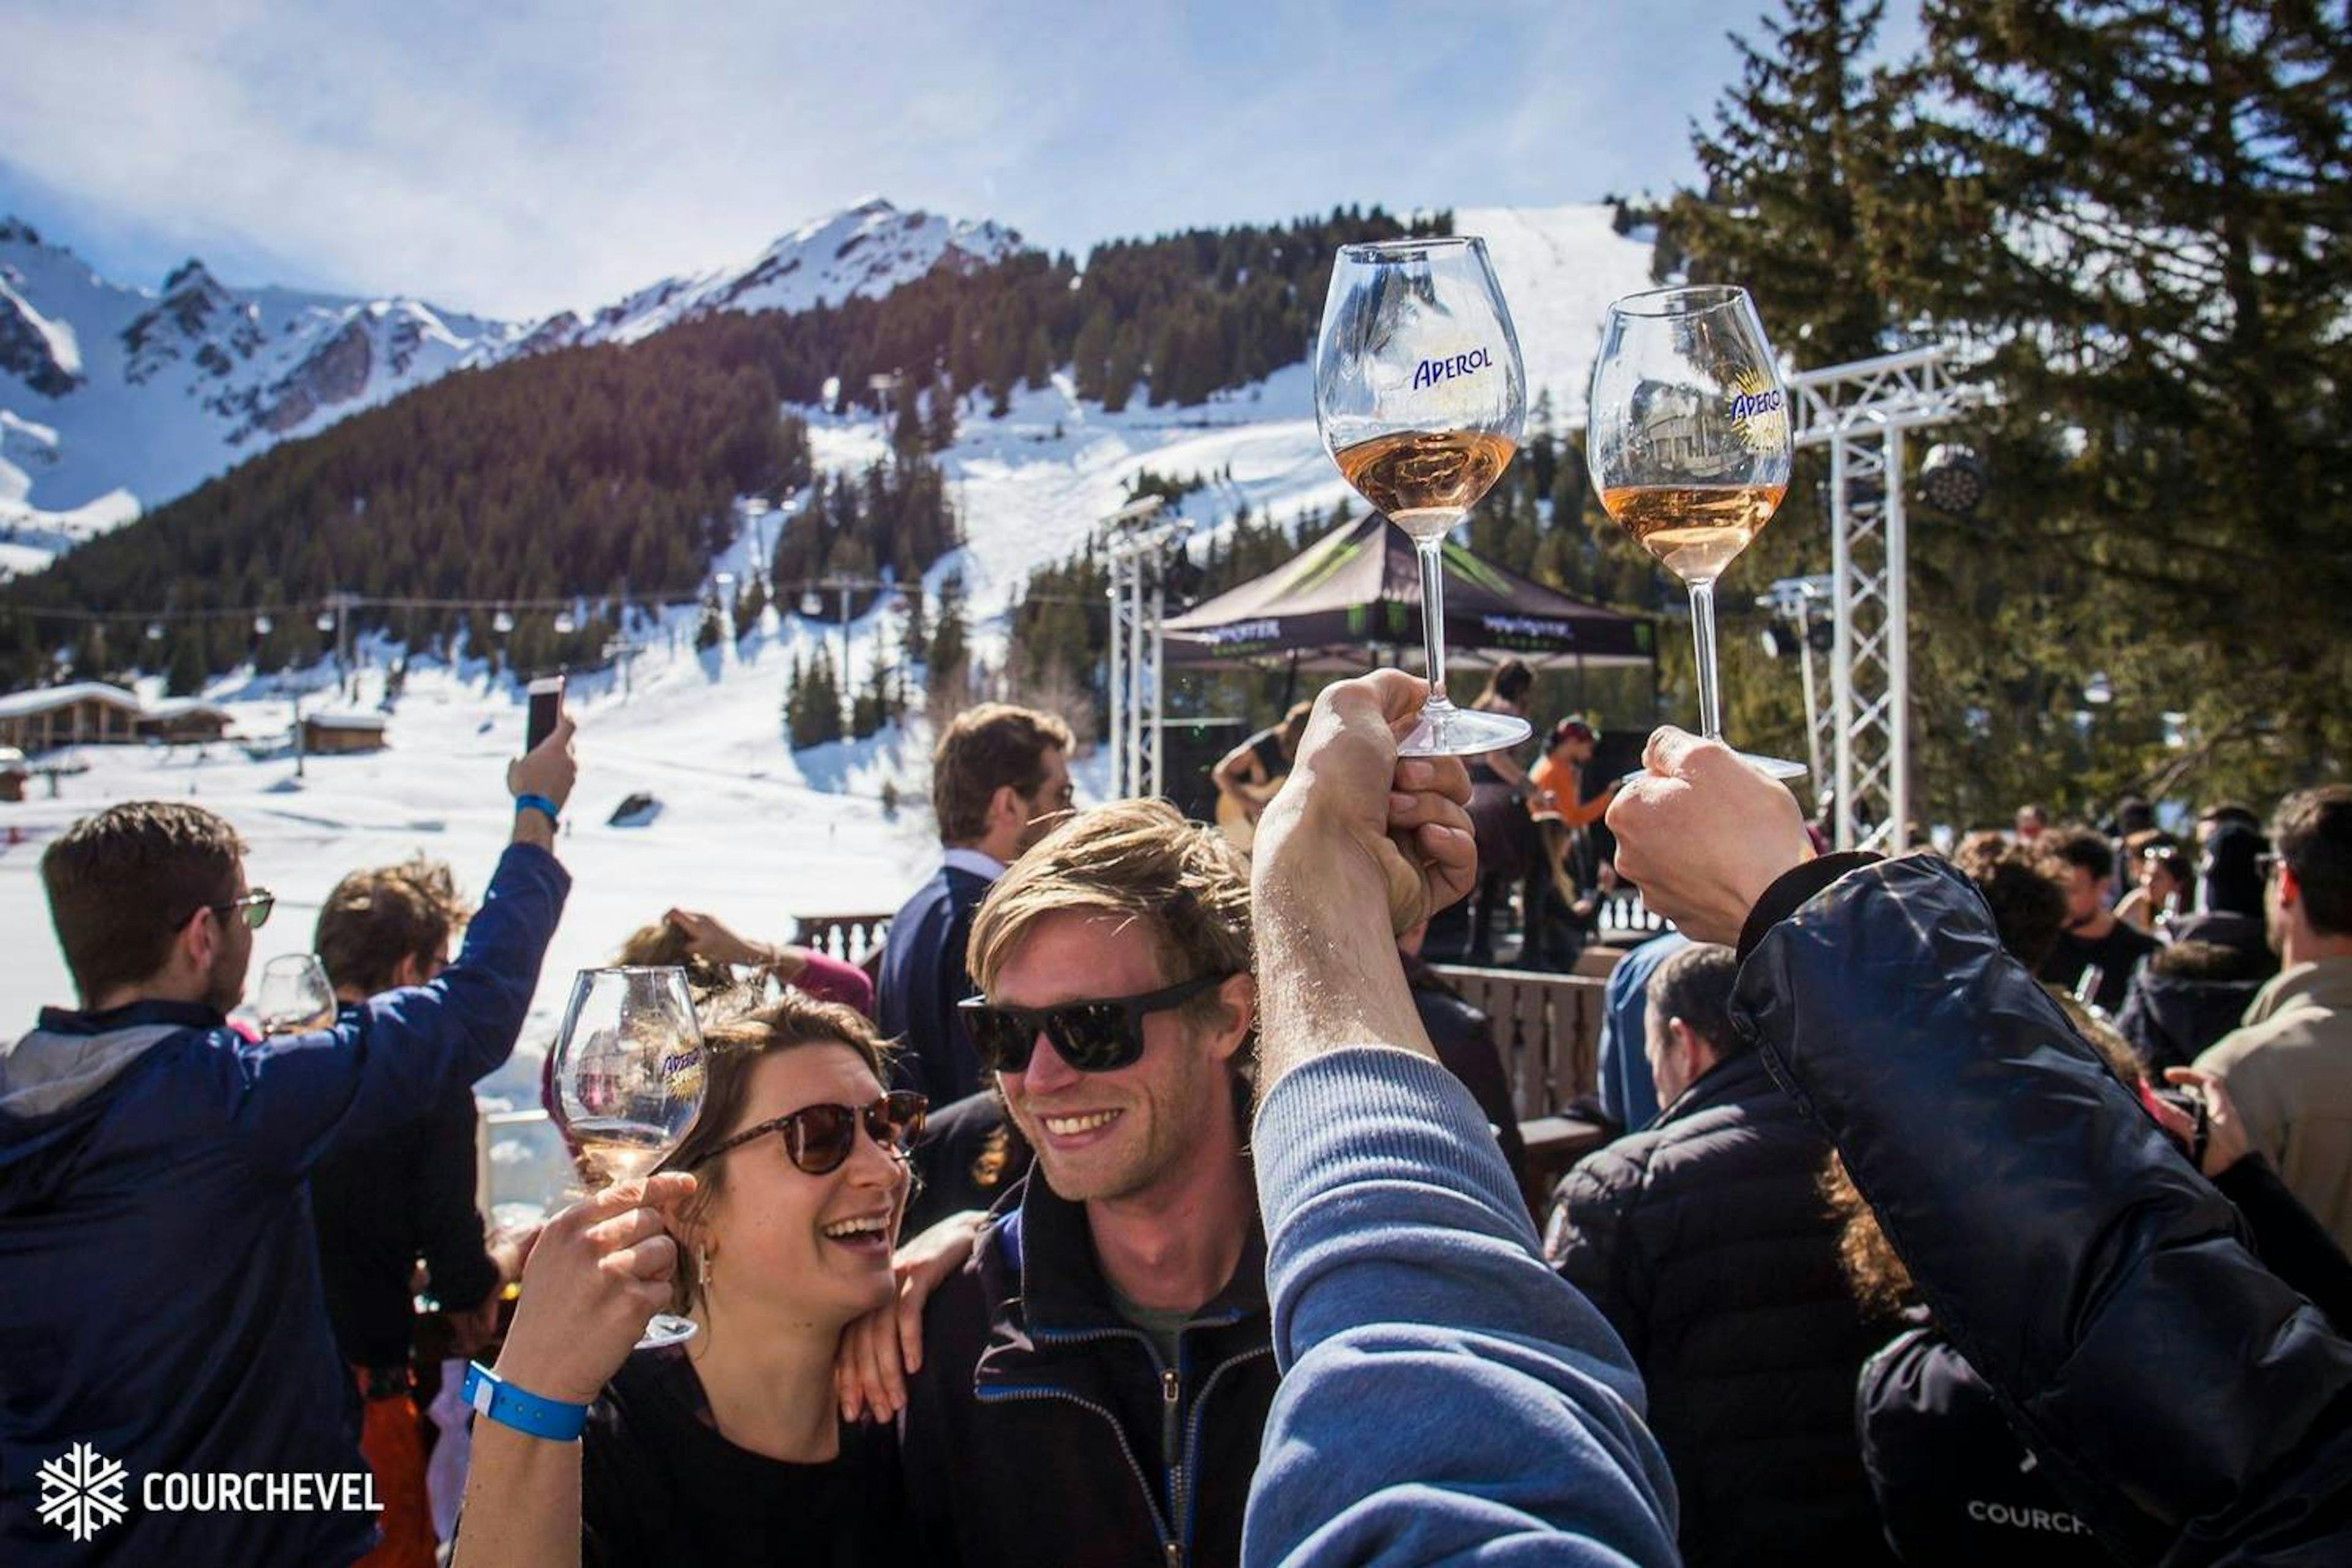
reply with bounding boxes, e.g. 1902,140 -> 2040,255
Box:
580,1345 -> 913,1567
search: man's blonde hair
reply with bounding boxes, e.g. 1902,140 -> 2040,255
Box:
967,799 -> 1252,1037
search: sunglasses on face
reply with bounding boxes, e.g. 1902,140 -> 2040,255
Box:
691,1090 -> 928,1176
959,971 -> 1232,1074
184,889 -> 274,932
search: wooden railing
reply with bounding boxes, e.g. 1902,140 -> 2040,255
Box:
1432,962 -> 1618,1213
793,911 -> 895,973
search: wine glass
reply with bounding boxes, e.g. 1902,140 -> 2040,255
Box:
1316,236 -> 1529,756
547,966 -> 707,1348
1586,285 -> 1806,779
255,954 -> 337,1035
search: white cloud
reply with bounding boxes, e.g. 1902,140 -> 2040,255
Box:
0,0 -> 1873,318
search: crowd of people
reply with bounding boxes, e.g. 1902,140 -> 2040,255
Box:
4,680 -> 2351,1566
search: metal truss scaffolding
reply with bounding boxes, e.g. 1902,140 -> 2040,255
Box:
1787,347 -> 1983,853
1101,498 -> 1189,801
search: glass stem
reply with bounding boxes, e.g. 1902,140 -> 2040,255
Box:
1687,578 -> 1722,742
1416,537 -> 1450,707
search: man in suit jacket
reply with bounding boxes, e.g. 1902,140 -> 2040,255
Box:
879,704 -> 1074,1104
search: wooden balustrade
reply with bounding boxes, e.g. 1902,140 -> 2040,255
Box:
791,911 -> 895,974
1431,962 -> 1619,1215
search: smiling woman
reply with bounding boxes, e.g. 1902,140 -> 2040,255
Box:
452,994 -> 943,1568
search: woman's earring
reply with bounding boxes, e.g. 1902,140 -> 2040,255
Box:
697,1246 -> 714,1287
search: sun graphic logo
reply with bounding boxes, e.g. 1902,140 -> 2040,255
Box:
1725,369 -> 1790,451
36,1441 -> 129,1542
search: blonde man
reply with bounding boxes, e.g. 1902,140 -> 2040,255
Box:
899,800 -> 1272,1568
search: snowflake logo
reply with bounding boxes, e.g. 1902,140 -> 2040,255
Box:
36,1441 -> 128,1542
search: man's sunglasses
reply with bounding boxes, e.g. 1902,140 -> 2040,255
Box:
959,971 -> 1233,1074
691,1090 -> 929,1176
183,889 -> 274,932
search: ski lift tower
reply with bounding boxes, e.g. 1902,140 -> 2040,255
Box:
1099,497 -> 1189,801
1787,347 -> 1985,853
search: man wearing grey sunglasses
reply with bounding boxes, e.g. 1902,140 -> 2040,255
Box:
0,720 -> 577,1566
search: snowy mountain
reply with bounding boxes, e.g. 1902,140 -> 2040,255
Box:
0,197 -> 1023,568
0,217 -> 526,567
547,197 -> 1022,350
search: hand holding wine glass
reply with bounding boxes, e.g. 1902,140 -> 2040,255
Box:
1316,236 -> 1528,757
1586,285 -> 1804,779
255,954 -> 337,1036
547,966 -> 707,1347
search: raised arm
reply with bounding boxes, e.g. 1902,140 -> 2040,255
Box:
1608,727 -> 2352,1563
228,718 -> 577,1177
1244,671 -> 1679,1567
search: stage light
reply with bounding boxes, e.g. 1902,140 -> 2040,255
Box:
1919,443 -> 1989,514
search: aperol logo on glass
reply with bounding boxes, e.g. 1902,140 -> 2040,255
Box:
1411,347 -> 1493,390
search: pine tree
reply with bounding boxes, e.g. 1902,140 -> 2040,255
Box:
1885,0 -> 2352,802
734,577 -> 767,637
782,649 -> 804,742
924,377 -> 959,452
1665,0 -> 1899,369
929,575 -> 970,692
804,644 -> 844,744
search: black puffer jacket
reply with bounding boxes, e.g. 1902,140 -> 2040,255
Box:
1735,854 -> 2352,1564
1857,1153 -> 2352,1566
899,1172 -> 1276,1568
1546,1049 -> 1894,1567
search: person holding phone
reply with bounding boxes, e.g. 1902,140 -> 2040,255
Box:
2,718 -> 578,1564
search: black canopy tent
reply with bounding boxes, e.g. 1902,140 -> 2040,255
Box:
1164,511 -> 1656,673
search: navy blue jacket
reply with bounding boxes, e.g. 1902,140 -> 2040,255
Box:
0,842 -> 567,1565
876,864 -> 994,1106
1738,853 -> 2352,1563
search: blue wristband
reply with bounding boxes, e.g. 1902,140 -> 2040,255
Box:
514,793 -> 560,827
462,1362 -> 589,1442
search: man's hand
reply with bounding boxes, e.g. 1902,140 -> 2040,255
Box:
2163,1067 -> 2252,1178
663,908 -> 794,973
834,1209 -> 985,1423
492,1172 -> 693,1406
507,714 -> 578,849
1254,670 -> 1476,937
1250,671 -> 1476,1090
1604,726 -> 1813,946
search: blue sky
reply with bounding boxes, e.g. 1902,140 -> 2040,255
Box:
0,0 -> 1919,321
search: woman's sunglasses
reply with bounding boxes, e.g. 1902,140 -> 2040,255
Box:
958,971 -> 1233,1074
691,1090 -> 929,1176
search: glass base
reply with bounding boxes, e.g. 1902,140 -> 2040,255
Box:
1617,750 -> 1808,788
636,1313 -> 698,1349
1400,702 -> 1532,758
1740,751 -> 1809,781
